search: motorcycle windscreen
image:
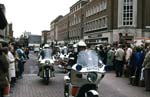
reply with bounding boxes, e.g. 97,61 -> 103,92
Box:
77,50 -> 99,71
43,48 -> 52,59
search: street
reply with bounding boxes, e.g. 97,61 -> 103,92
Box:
10,51 -> 150,97
1,0 -> 150,96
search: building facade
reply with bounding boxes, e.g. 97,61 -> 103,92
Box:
41,30 -> 50,44
50,0 -> 150,45
0,3 -> 7,30
8,23 -> 14,42
0,3 -> 8,44
112,0 -> 150,44
23,31 -> 31,39
47,29 -> 52,44
56,14 -> 69,44
68,0 -> 87,43
28,35 -> 41,47
50,15 -> 63,45
83,0 -> 111,44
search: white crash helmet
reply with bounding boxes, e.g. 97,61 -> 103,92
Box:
77,40 -> 87,47
73,43 -> 77,48
43,44 -> 49,48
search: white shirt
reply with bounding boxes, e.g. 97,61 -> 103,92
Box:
8,51 -> 16,78
115,48 -> 125,61
125,48 -> 132,61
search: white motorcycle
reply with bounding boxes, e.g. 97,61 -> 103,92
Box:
38,48 -> 55,85
64,50 -> 106,97
58,53 -> 70,73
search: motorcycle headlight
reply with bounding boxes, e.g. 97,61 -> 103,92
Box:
45,60 -> 50,65
87,72 -> 97,83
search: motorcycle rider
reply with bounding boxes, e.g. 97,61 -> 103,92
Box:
40,44 -> 49,59
64,41 -> 105,97
67,44 -> 77,68
64,40 -> 87,96
67,40 -> 87,68
38,44 -> 55,76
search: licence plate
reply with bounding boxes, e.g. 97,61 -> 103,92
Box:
87,67 -> 99,71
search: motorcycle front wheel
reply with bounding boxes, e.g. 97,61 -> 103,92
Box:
44,77 -> 49,85
64,84 -> 69,97
44,69 -> 50,85
85,91 -> 99,97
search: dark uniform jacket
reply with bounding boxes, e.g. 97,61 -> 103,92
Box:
0,53 -> 9,88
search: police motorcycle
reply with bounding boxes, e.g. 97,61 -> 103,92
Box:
58,46 -> 70,73
38,45 -> 55,85
52,46 -> 61,64
64,50 -> 106,97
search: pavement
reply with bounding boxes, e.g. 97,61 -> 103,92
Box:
99,71 -> 150,97
9,51 -> 150,97
10,74 -> 64,97
9,71 -> 150,97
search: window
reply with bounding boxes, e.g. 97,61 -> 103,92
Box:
96,20 -> 99,29
90,8 -> 92,16
103,0 -> 107,9
123,0 -> 133,26
99,0 -> 107,12
84,23 -> 87,32
87,9 -> 90,16
87,23 -> 90,31
104,17 -> 108,28
93,6 -> 96,14
86,11 -> 88,17
92,7 -> 94,15
96,5 -> 99,12
99,3 -> 102,11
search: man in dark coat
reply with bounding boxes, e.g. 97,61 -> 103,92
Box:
0,47 -> 9,97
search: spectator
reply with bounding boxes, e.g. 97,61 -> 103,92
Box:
25,47 -> 29,59
98,45 -> 105,63
16,46 -> 27,79
142,48 -> 150,91
0,47 -> 9,97
115,44 -> 125,77
124,44 -> 132,77
7,46 -> 16,88
133,47 -> 144,86
106,46 -> 115,71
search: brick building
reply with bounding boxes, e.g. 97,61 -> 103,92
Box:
50,15 -> 63,44
68,0 -> 87,43
83,0 -> 110,44
56,14 -> 69,44
51,0 -> 150,45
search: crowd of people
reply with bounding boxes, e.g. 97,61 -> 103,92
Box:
57,41 -> 150,91
93,43 -> 150,91
0,40 -> 150,97
0,42 -> 28,97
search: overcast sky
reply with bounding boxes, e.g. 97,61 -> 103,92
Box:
1,0 -> 78,37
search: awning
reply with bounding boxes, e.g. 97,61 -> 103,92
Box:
28,43 -> 40,47
0,38 -> 8,43
0,7 -> 7,29
0,38 -> 8,46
